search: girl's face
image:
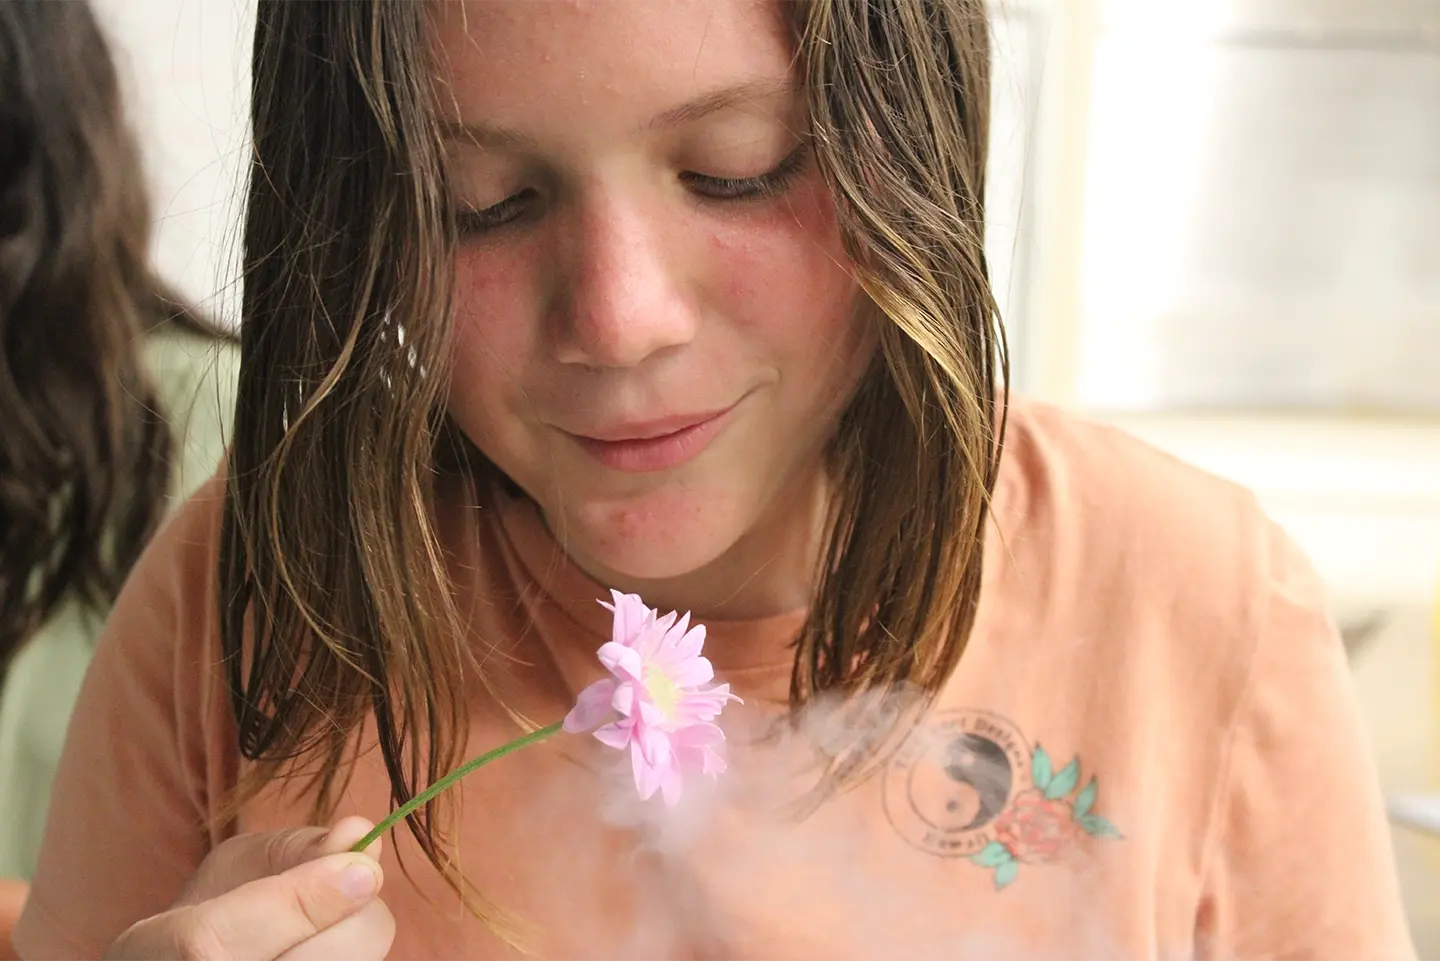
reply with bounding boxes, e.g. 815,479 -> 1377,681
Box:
435,1 -> 873,606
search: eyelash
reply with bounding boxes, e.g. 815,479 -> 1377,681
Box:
455,146 -> 808,238
679,145 -> 808,202
456,191 -> 535,236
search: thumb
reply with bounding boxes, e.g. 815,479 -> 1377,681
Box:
314,816 -> 385,863
107,853 -> 385,961
176,817 -> 380,908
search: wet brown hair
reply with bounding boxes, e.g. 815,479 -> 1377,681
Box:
224,0 -> 1005,926
0,0 -> 221,676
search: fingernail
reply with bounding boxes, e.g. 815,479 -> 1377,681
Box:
334,859 -> 380,901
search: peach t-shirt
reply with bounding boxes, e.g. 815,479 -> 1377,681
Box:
16,401 -> 1415,959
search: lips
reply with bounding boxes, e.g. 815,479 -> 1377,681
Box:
571,407 -> 732,444
561,400 -> 742,473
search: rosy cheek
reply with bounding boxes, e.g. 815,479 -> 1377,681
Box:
710,236 -> 758,304
706,187 -> 851,319
453,246 -> 533,352
789,175 -> 845,239
455,247 -> 514,315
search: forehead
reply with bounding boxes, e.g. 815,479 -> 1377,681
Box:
429,1 -> 796,133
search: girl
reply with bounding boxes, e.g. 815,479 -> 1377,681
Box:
0,0 -> 238,951
14,2 -> 1414,958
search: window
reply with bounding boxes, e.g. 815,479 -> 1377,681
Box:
1071,0 -> 1440,413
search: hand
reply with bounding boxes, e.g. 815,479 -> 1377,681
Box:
104,816 -> 394,961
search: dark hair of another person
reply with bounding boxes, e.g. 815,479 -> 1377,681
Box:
0,0 -> 224,676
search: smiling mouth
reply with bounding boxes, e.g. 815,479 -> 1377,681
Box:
573,407 -> 732,443
564,401 -> 742,473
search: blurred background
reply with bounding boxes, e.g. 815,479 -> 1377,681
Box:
993,0 -> 1440,950
91,0 -> 1440,952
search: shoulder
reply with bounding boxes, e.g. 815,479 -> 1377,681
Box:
67,465 -> 232,794
960,400 -> 1349,833
997,398 -> 1265,540
12,472 -> 236,956
979,399 -> 1315,715
97,466 -> 230,675
994,398 -> 1278,614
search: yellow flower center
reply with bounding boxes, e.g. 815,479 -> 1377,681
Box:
644,667 -> 683,719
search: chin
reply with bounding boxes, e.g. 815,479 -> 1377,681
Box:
555,484 -> 748,582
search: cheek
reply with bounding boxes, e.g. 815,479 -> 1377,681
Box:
452,244 -> 536,363
447,246 -> 543,447
711,180 -> 858,347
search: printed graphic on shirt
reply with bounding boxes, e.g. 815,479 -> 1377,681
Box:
882,709 -> 1122,889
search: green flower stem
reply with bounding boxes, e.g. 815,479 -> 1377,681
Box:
351,721 -> 565,853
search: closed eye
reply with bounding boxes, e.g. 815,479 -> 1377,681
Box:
680,145 -> 808,201
456,188 -> 538,236
455,144 -> 809,238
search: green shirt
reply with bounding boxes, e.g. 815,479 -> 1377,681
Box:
0,325 -> 239,879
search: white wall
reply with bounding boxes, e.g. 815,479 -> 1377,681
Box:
92,0 -> 256,329
1012,0 -> 1440,621
1074,9 -> 1440,414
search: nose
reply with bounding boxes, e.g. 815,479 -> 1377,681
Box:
550,189 -> 698,369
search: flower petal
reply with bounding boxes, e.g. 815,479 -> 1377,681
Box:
609,591 -> 650,646
638,724 -> 673,768
672,720 -> 725,749
675,685 -> 738,723
659,766 -> 684,807
665,653 -> 714,688
632,742 -> 665,800
610,681 -> 637,718
662,612 -> 691,652
675,742 -> 727,777
593,720 -> 634,752
563,680 -> 616,733
597,642 -> 644,682
673,721 -> 713,747
637,698 -> 666,727
639,613 -> 676,660
700,746 -> 727,775
588,591 -> 740,803
673,623 -> 705,663
670,724 -> 727,779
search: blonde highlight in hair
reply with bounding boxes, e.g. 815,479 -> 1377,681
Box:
789,0 -> 1007,782
220,0 -> 526,935
222,0 -> 1004,938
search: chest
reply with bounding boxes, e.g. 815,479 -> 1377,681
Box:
248,723 -> 1182,960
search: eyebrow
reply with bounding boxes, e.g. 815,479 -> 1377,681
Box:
440,78 -> 797,151
641,77 -> 796,134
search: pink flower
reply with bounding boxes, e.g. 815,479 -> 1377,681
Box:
563,591 -> 740,805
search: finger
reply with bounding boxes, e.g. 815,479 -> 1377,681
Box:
178,817 -> 381,907
315,816 -> 384,862
275,899 -> 396,961
195,852 -> 384,951
112,853 -> 382,961
266,818 -> 381,874
175,826 -> 330,907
